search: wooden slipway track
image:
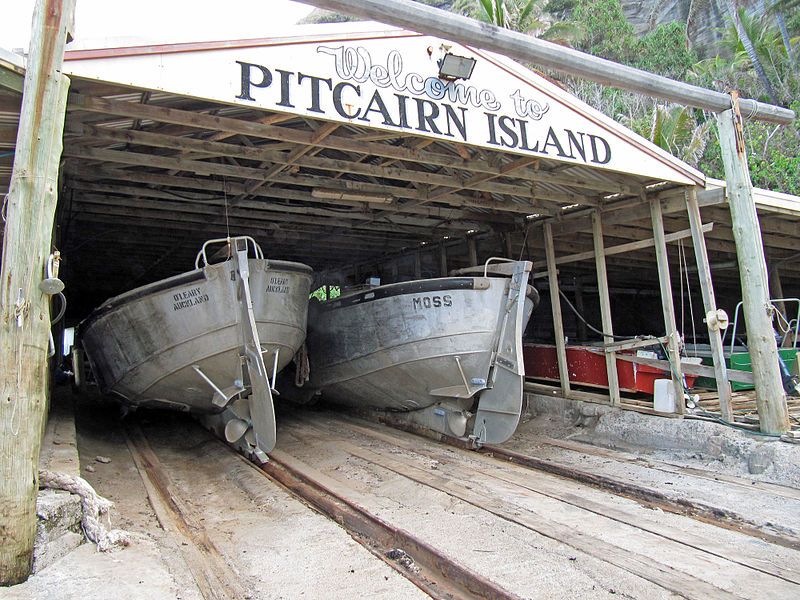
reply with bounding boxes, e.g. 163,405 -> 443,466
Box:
124,408 -> 800,600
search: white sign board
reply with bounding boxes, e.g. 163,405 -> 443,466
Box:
64,30 -> 702,185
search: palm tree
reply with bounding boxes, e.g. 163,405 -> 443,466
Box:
649,105 -> 712,166
719,5 -> 797,103
722,0 -> 781,103
763,0 -> 797,69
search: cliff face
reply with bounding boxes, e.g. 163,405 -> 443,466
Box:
620,0 -> 727,57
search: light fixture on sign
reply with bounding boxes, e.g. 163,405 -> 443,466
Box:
438,53 -> 476,81
312,188 -> 393,204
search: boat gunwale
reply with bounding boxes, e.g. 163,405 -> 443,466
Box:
317,276 -> 482,311
78,258 -> 313,335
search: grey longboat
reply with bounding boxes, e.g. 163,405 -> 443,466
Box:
79,236 -> 313,460
297,259 -> 536,445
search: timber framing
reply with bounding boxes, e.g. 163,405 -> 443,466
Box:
1,21 -> 797,431
41,73 -> 798,317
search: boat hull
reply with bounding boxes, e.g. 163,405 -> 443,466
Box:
309,276 -> 534,415
80,257 -> 312,414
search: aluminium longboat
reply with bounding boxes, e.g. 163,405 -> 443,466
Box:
79,236 -> 313,460
290,259 -> 537,445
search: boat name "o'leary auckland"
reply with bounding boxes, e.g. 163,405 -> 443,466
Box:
266,276 -> 290,294
173,287 -> 209,311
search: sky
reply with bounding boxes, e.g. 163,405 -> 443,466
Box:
0,0 -> 316,51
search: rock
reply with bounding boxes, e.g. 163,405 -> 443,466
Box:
95,456 -> 112,464
85,465 -> 96,473
620,0 -> 726,58
747,444 -> 776,475
33,490 -> 84,573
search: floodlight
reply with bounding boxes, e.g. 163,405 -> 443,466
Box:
438,53 -> 476,81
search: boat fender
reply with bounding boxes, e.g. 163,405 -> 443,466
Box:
526,285 -> 540,309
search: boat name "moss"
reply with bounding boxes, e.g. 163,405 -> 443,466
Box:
412,295 -> 453,310
172,287 -> 209,311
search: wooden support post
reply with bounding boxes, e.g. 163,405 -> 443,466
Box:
390,260 -> 399,283
574,278 -> 587,341
649,195 -> 685,415
439,243 -> 448,277
544,223 -> 571,395
503,232 -> 514,258
414,250 -> 422,279
467,236 -> 478,266
717,101 -> 790,434
768,261 -> 787,322
685,187 -> 733,422
592,211 -> 620,406
0,0 -> 75,585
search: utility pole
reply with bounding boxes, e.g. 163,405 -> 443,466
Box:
717,94 -> 790,434
0,0 -> 75,585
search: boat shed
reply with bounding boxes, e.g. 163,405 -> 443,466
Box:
1,22 -> 798,428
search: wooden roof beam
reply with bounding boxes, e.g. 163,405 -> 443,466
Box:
68,93 -> 631,194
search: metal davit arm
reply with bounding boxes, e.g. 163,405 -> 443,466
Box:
231,237 -> 277,458
472,260 -> 533,445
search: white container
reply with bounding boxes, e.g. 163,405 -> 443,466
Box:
653,379 -> 677,413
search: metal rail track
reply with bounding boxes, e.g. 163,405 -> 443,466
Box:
345,409 -> 800,550
127,418 -> 522,600
124,423 -> 251,600
282,415 -> 800,597
123,410 -> 800,599
256,449 -> 523,600
477,444 -> 800,551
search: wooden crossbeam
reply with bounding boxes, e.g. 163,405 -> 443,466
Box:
62,145 -> 540,215
72,124 -> 585,205
68,93 -> 629,194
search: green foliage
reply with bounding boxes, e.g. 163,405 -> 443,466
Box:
310,286 -> 341,301
648,105 -> 712,167
570,0 -> 637,62
456,0 -> 584,43
742,100 -> 800,195
449,0 -> 800,195
636,22 -> 699,80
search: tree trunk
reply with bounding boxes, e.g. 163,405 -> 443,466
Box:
773,9 -> 797,69
725,1 -> 781,104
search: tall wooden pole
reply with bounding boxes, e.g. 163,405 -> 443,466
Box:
684,187 -> 733,422
544,223 -> 571,395
592,211 -> 620,406
649,195 -> 686,415
717,98 -> 790,434
0,0 -> 75,585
